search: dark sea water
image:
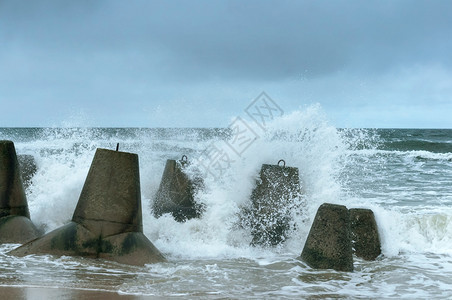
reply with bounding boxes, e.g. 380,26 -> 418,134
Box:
1,111 -> 452,298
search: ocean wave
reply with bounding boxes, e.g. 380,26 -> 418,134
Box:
348,148 -> 452,161
382,139 -> 452,153
375,207 -> 452,256
2,112 -> 452,259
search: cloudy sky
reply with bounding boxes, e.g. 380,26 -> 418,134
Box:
1,0 -> 451,128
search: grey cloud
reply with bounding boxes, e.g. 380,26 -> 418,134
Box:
2,0 -> 451,82
1,0 -> 452,127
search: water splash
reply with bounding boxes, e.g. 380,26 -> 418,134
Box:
3,105 -> 451,261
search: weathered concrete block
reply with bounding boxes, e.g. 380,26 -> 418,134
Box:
17,154 -> 37,190
0,215 -> 42,244
10,148 -> 166,265
349,208 -> 381,260
0,141 -> 30,219
0,141 -> 41,244
246,160 -> 301,246
72,149 -> 143,236
152,156 -> 204,222
300,203 -> 353,272
100,232 -> 166,265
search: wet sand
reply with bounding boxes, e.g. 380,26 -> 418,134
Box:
0,286 -> 157,299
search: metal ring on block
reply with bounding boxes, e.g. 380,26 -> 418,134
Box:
277,159 -> 286,167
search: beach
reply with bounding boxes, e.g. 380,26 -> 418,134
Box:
0,286 -> 147,300
1,126 -> 452,298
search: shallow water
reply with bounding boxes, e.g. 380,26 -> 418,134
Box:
2,244 -> 452,298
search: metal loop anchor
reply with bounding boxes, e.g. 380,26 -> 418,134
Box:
181,155 -> 188,163
277,159 -> 286,167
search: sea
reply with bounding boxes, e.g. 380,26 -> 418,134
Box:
1,107 -> 452,298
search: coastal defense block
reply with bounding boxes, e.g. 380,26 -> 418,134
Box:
247,160 -> 301,246
152,156 -> 204,222
349,208 -> 381,260
0,141 -> 30,219
10,148 -> 166,265
72,149 -> 142,236
0,141 -> 41,244
300,203 -> 353,272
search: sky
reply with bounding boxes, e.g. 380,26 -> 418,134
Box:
1,0 -> 451,128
